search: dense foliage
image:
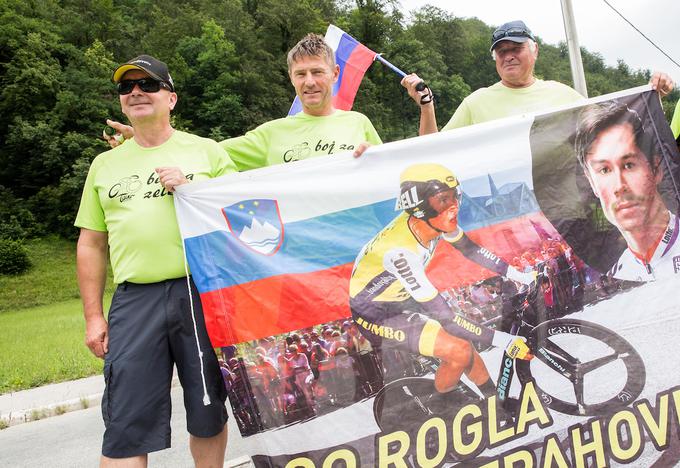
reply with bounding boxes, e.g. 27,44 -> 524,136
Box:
1,0 -> 676,239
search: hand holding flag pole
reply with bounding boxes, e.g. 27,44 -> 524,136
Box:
374,54 -> 426,92
374,53 -> 433,105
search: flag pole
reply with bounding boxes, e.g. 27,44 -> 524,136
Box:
560,0 -> 588,97
374,54 -> 426,91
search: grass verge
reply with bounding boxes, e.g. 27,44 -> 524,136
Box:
0,296 -> 111,394
0,236 -> 115,312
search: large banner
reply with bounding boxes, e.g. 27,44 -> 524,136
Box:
175,87 -> 680,467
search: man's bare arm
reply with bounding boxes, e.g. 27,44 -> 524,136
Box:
77,228 -> 109,359
401,73 -> 438,136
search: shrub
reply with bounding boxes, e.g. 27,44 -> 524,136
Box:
0,186 -> 42,238
0,215 -> 26,240
0,238 -> 32,275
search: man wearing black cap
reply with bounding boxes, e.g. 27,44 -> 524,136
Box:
402,20 -> 674,134
75,55 -> 234,467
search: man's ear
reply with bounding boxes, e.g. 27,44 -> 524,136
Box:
332,63 -> 340,83
168,92 -> 178,111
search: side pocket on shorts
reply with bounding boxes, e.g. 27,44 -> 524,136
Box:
102,361 -> 113,427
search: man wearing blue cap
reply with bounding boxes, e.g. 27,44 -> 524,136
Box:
403,20 -> 674,134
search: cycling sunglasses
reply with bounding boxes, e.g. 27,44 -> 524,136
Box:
116,78 -> 173,95
429,188 -> 460,214
491,26 -> 533,43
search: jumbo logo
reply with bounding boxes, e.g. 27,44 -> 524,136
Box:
355,317 -> 406,342
222,199 -> 284,255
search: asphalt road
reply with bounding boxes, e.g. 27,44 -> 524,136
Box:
0,385 -> 247,468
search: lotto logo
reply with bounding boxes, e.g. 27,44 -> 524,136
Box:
673,256 -> 680,274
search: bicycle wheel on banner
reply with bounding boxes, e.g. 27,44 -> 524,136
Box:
373,377 -> 479,432
515,318 -> 645,416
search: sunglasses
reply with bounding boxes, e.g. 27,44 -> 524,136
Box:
492,27 -> 532,43
116,78 -> 172,95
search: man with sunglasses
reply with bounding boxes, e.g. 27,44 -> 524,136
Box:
104,34 -> 381,164
402,20 -> 674,135
575,100 -> 679,282
75,55 -> 233,467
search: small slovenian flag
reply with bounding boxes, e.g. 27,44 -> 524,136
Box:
287,24 -> 377,116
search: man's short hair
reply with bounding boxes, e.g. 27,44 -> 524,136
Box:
287,33 -> 335,71
574,100 -> 656,168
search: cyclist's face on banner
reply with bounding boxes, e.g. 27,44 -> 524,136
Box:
583,122 -> 664,234
428,189 -> 459,232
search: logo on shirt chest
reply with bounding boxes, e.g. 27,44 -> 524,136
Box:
391,253 -> 422,291
662,226 -> 674,245
282,140 -> 357,163
673,255 -> 680,274
142,172 -> 194,200
107,172 -> 194,203
108,176 -> 142,202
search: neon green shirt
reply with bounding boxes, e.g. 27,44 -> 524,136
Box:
671,99 -> 680,139
220,110 -> 382,171
75,131 -> 237,284
443,79 -> 584,130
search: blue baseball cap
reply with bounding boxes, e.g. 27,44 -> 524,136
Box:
490,20 -> 536,51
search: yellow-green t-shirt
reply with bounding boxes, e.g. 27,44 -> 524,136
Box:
443,79 -> 584,130
671,99 -> 680,139
75,131 -> 237,284
220,110 -> 382,171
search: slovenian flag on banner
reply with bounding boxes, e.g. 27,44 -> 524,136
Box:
287,24 -> 377,116
172,110 -> 565,346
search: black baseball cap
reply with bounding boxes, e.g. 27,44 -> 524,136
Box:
490,20 -> 536,51
112,54 -> 175,91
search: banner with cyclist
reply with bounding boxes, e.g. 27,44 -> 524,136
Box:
174,86 -> 680,467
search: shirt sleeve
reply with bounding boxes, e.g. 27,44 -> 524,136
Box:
74,158 -> 107,232
207,139 -> 238,178
671,99 -> 680,139
442,99 -> 473,131
219,126 -> 269,172
445,231 -> 510,277
363,115 -> 382,145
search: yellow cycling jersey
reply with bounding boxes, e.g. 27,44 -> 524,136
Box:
349,212 -> 464,303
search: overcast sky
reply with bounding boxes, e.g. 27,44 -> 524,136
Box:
398,0 -> 680,86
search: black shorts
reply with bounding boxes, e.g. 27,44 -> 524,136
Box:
102,277 -> 228,458
350,297 -> 442,357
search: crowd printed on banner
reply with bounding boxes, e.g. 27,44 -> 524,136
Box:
174,88 -> 680,468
